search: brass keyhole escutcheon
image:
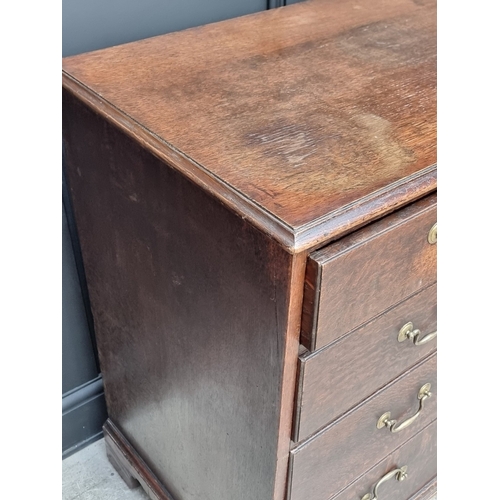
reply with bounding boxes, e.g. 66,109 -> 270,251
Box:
428,222 -> 437,244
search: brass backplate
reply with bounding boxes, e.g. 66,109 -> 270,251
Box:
377,412 -> 392,429
428,222 -> 437,244
398,322 -> 414,342
418,383 -> 431,399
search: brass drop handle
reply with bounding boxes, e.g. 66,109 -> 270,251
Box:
361,466 -> 408,500
377,384 -> 432,433
398,322 -> 437,345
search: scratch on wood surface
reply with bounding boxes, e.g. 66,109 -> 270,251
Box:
247,124 -> 317,168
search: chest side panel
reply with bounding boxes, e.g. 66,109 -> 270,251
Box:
63,89 -> 297,500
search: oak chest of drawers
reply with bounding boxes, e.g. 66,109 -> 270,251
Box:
62,0 -> 437,499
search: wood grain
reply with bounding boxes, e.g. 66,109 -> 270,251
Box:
301,194 -> 437,350
288,353 -> 437,500
62,0 -> 436,252
329,420 -> 437,500
63,89 -> 299,500
295,283 -> 436,442
409,478 -> 438,500
274,251 -> 307,500
62,1 -> 437,497
104,420 -> 175,500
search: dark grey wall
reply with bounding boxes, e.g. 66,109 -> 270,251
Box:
63,0 -> 267,57
62,202 -> 97,393
62,167 -> 107,457
62,0 -> 303,458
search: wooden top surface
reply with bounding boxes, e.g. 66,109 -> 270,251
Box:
62,0 -> 436,252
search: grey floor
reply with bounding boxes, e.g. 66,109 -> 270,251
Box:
62,438 -> 437,499
62,439 -> 148,500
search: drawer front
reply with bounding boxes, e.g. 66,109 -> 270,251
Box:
295,283 -> 436,441
331,420 -> 437,500
288,354 -> 436,500
301,194 -> 437,351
